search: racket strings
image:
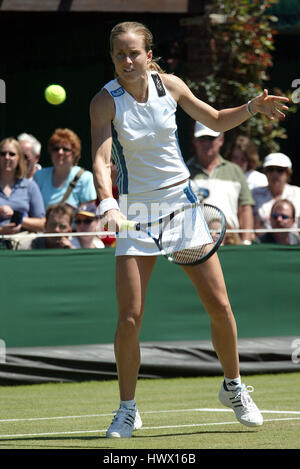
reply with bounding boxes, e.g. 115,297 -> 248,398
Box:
171,243 -> 213,264
160,204 -> 225,265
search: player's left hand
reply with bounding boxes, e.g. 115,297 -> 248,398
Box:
251,89 -> 289,120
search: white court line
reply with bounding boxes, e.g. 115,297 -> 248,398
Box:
0,417 -> 300,439
1,408 -> 300,423
0,413 -> 111,423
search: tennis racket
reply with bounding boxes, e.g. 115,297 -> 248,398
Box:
120,202 -> 226,266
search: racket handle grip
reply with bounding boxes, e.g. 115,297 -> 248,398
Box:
120,220 -> 140,231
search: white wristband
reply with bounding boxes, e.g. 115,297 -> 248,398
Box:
246,100 -> 255,117
97,198 -> 119,216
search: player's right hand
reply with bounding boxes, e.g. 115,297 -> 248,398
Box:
101,209 -> 126,233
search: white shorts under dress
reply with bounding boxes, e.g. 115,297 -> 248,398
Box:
115,179 -> 212,256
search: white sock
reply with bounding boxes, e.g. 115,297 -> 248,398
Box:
120,399 -> 136,410
224,376 -> 242,390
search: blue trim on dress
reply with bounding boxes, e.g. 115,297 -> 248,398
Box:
111,125 -> 128,194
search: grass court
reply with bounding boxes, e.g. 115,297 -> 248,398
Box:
0,372 -> 299,450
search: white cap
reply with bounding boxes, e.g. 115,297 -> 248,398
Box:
194,122 -> 220,138
263,152 -> 292,169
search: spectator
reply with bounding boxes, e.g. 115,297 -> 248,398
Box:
17,133 -> 42,179
17,203 -> 74,249
225,135 -> 267,190
256,199 -> 300,245
252,152 -> 300,232
224,225 -> 242,245
0,137 -> 45,244
207,218 -> 224,245
188,122 -> 254,244
72,202 -> 105,249
34,128 -> 96,209
208,219 -> 241,246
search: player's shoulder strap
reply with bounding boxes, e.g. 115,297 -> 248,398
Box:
151,73 -> 166,97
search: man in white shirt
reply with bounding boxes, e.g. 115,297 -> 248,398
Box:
252,152 -> 300,230
188,122 -> 255,244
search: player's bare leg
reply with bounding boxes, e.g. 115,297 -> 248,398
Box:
106,255 -> 156,438
115,255 -> 157,400
181,252 -> 239,378
182,252 -> 263,427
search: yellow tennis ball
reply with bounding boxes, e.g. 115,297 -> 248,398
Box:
44,84 -> 66,105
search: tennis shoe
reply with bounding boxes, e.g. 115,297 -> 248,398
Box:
133,409 -> 142,430
106,406 -> 142,438
219,381 -> 263,427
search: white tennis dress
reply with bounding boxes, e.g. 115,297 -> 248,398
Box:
103,72 -> 211,255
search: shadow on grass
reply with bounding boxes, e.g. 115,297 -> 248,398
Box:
0,428 -> 257,449
135,429 -> 257,438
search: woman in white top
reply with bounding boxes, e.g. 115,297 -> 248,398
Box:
90,21 -> 288,438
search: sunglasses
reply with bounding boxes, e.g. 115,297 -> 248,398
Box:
197,136 -> 216,142
0,151 -> 17,157
52,146 -> 72,153
265,167 -> 286,174
271,212 -> 292,220
75,218 -> 95,225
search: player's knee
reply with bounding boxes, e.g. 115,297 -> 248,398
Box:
208,300 -> 233,321
118,311 -> 143,332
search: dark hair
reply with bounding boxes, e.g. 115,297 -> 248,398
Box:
110,21 -> 164,73
226,135 -> 260,170
46,203 -> 75,224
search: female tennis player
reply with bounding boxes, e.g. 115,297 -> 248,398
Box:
90,21 -> 289,438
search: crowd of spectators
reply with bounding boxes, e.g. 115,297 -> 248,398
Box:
188,122 -> 300,246
188,122 -> 254,245
0,128 -> 116,250
0,123 -> 299,250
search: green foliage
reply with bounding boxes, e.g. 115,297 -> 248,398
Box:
188,0 -> 294,157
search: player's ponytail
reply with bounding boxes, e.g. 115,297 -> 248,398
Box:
147,59 -> 165,74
